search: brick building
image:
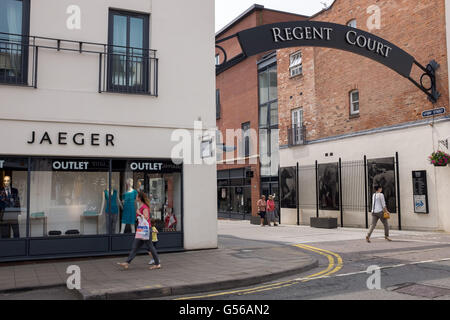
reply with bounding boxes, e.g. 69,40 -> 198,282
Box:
278,0 -> 450,231
215,5 -> 307,220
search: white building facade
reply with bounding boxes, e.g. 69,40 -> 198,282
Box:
0,0 -> 217,261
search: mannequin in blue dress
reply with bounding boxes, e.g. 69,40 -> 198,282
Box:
121,178 -> 138,233
100,179 -> 123,234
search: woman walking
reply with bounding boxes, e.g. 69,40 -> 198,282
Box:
117,192 -> 161,270
366,186 -> 392,243
266,195 -> 278,227
257,195 -> 266,227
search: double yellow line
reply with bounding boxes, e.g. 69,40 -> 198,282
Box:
174,244 -> 343,300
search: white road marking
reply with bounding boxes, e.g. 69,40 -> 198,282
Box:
293,257 -> 450,281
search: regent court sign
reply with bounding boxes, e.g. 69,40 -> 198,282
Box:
238,21 -> 413,78
217,21 -> 440,102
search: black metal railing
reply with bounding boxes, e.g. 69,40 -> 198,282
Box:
288,125 -> 306,146
0,32 -> 158,96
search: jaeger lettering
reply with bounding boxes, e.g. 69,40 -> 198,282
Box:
27,131 -> 115,147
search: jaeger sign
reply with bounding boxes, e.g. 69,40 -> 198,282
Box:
236,21 -> 415,79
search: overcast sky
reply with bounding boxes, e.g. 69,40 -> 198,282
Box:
215,0 -> 335,32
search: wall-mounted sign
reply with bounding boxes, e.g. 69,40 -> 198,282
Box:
412,170 -> 429,214
130,162 -> 163,171
217,21 -> 440,103
52,161 -> 89,170
27,131 -> 115,146
237,21 -> 414,79
422,107 -> 446,118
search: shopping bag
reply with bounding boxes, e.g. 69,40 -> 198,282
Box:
135,216 -> 150,240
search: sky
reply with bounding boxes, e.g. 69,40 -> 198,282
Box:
215,0 -> 336,32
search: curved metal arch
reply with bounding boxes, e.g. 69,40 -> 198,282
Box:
216,21 -> 440,103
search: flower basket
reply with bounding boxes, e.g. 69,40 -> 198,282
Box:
428,151 -> 450,167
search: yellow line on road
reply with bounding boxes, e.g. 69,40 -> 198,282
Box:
240,244 -> 343,295
174,244 -> 343,300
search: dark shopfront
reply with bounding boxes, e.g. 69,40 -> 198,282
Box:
217,168 -> 252,220
0,156 -> 183,262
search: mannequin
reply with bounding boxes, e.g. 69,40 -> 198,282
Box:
0,176 -> 20,238
121,178 -> 138,233
100,179 -> 123,234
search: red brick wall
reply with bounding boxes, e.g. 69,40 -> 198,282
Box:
216,8 -> 308,216
278,0 -> 449,144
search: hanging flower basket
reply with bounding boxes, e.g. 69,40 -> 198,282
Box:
428,151 -> 450,167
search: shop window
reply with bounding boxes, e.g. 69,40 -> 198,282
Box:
107,10 -> 149,93
350,89 -> 360,116
29,159 -> 110,237
289,51 -> 302,77
112,160 -> 182,233
0,0 -> 30,85
0,158 -> 28,239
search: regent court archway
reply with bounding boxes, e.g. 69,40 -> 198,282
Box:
216,21 -> 440,103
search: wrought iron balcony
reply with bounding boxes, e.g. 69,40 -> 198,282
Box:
288,125 -> 306,147
0,32 -> 158,96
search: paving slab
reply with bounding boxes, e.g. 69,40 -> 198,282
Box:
0,242 -> 317,300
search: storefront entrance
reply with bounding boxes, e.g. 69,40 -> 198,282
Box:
0,156 -> 184,262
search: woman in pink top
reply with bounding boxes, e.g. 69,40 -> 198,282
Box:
266,195 -> 278,227
117,192 -> 161,270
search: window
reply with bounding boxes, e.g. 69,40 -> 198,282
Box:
258,63 -> 279,178
241,122 -> 250,158
350,90 -> 360,115
347,19 -> 357,28
292,108 -> 304,128
215,54 -> 220,66
0,0 -> 30,85
0,158 -> 28,239
112,160 -> 182,233
289,51 -> 302,77
30,159 -> 110,237
291,108 -> 304,145
108,10 -> 149,93
216,89 -> 221,119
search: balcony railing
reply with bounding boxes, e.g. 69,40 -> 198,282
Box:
0,32 -> 158,96
288,125 -> 306,147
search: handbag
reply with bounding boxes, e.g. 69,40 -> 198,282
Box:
383,208 -> 390,220
135,216 -> 150,240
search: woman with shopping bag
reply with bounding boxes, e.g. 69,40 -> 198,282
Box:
117,192 -> 161,270
366,185 -> 392,243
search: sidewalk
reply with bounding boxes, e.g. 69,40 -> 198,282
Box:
0,235 -> 317,300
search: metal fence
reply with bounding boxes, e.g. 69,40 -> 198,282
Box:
283,153 -> 402,230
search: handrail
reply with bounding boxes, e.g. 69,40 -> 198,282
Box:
0,31 -> 156,55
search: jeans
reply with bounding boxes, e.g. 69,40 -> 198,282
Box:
367,212 -> 389,238
126,237 -> 160,265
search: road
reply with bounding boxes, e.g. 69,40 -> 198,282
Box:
1,220 -> 450,300
163,221 -> 450,300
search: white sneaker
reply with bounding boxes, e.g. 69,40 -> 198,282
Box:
148,259 -> 155,265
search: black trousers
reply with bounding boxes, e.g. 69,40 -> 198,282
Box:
126,237 -> 160,265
